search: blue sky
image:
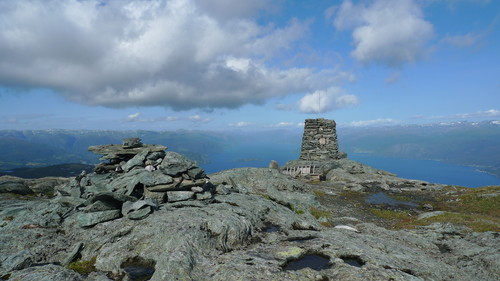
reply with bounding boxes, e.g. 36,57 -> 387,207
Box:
0,0 -> 499,131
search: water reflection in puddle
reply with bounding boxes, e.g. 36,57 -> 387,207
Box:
123,266 -> 155,281
121,257 -> 156,281
284,254 -> 331,271
366,192 -> 417,208
340,256 -> 365,267
265,225 -> 280,233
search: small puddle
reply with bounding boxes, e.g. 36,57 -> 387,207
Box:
123,266 -> 155,281
264,224 -> 280,233
288,237 -> 316,243
366,192 -> 417,208
121,257 -> 155,281
340,255 -> 365,267
284,254 -> 331,271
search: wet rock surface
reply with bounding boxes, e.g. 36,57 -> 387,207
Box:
1,139 -> 498,280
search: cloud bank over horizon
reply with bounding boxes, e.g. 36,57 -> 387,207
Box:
0,0 -> 355,112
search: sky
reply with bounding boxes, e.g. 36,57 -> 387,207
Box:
0,0 -> 499,131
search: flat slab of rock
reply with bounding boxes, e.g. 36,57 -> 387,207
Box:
88,144 -> 167,160
167,191 -> 195,202
77,209 -> 121,227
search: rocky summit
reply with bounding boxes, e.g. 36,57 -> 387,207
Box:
0,138 -> 499,281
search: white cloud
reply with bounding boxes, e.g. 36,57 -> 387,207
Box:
441,31 -> 485,48
346,118 -> 400,127
228,121 -> 254,127
333,0 -> 434,67
0,0 -> 344,111
126,112 -> 141,122
189,115 -> 211,123
265,121 -> 298,128
124,112 -> 180,123
298,87 -> 358,113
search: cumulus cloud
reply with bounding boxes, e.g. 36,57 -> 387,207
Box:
298,87 -> 358,113
0,0 -> 347,110
333,0 -> 434,67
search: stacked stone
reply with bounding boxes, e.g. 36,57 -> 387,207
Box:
58,138 -> 213,227
299,118 -> 339,161
89,138 -> 167,173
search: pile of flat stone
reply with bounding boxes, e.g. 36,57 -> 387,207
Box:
57,138 -> 213,227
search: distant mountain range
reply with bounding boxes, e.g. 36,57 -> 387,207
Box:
0,130 -> 228,171
338,121 -> 500,177
0,120 -> 498,178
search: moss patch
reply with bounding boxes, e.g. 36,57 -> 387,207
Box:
414,212 -> 499,232
313,190 -> 327,198
310,207 -> 331,220
368,186 -> 500,232
276,246 -> 306,260
67,256 -> 97,275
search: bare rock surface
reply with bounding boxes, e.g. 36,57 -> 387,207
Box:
1,139 -> 498,280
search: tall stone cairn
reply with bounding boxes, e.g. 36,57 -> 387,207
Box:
299,118 -> 339,161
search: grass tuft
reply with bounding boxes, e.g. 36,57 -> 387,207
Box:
67,256 -> 97,275
310,207 -> 331,220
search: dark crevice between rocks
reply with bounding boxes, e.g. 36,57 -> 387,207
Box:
286,236 -> 317,243
401,268 -> 416,277
130,184 -> 145,199
283,253 -> 331,271
121,256 -> 156,281
339,255 -> 365,267
435,243 -> 452,253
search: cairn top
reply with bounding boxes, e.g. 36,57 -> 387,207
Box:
88,138 -> 167,160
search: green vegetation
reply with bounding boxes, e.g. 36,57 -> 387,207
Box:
313,190 -> 327,198
369,209 -> 415,229
310,207 -> 331,220
67,256 -> 97,275
369,186 -> 500,232
413,212 -> 499,232
294,209 -> 304,215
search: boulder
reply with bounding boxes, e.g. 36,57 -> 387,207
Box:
137,170 -> 174,187
121,148 -> 150,172
122,200 -> 158,218
127,207 -> 153,220
269,160 -> 280,169
187,167 -> 206,179
160,152 -> 197,176
122,137 -> 143,148
0,177 -> 33,195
